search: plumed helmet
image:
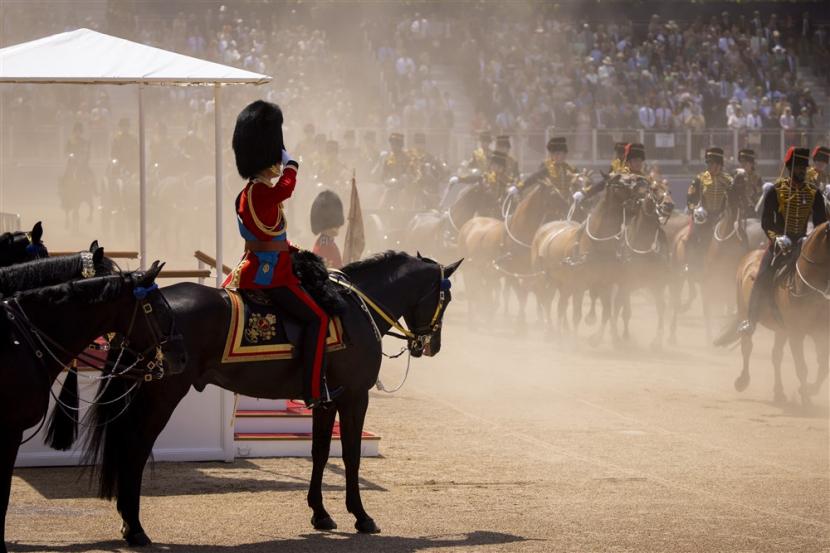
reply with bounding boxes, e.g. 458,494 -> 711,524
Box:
624,143 -> 646,161
232,100 -> 284,179
738,149 -> 756,163
547,136 -> 568,153
705,147 -> 724,164
812,145 -> 830,164
310,190 -> 345,235
784,147 -> 810,171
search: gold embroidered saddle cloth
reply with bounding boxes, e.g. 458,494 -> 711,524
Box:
222,289 -> 346,364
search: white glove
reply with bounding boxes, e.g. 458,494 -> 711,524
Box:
572,191 -> 585,203
762,181 -> 775,194
775,235 -> 792,251
281,149 -> 293,166
507,185 -> 519,197
693,205 -> 708,224
449,176 -> 459,187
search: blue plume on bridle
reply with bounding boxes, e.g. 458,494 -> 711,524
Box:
440,278 -> 452,291
133,283 -> 159,299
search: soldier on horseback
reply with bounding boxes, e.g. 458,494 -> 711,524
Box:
224,100 -> 338,408
513,136 -> 577,204
468,131 -> 492,173
377,132 -> 413,209
732,149 -> 764,217
738,147 -> 828,335
494,135 -> 520,181
809,145 -> 828,192
410,132 -> 448,209
685,147 -> 733,268
610,142 -> 627,173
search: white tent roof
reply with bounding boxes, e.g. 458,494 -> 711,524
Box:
0,28 -> 271,85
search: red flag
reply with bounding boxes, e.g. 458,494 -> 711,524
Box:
343,170 -> 365,264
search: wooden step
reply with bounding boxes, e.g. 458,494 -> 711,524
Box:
235,428 -> 380,458
236,396 -> 297,411
235,408 -> 313,434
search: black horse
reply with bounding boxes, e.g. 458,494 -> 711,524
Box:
0,244 -> 111,298
0,262 -> 167,553
79,251 -> 462,546
0,222 -> 48,267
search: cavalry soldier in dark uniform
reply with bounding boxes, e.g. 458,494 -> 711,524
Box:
110,117 -> 138,175
495,134 -> 520,180
310,189 -> 345,269
468,131 -> 492,173
732,149 -> 764,217
514,136 -> 577,202
685,147 -> 733,266
410,132 -> 447,209
224,100 -> 338,408
809,145 -> 829,192
454,150 -> 515,217
738,147 -> 828,335
610,142 -> 627,173
377,132 -> 413,209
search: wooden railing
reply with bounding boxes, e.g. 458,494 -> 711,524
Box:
194,250 -> 232,276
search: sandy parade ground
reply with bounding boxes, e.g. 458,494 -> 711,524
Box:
5,289 -> 829,553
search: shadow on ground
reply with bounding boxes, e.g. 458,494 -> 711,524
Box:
14,458 -> 385,500
8,530 -> 531,553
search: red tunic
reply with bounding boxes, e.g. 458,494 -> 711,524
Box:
312,234 -> 343,269
223,163 -> 300,289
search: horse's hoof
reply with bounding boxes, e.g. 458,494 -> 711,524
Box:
124,531 -> 152,547
312,514 -> 338,531
734,374 -> 750,392
773,389 -> 786,404
355,518 -> 381,534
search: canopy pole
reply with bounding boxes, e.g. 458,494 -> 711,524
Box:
214,84 -> 224,288
138,83 -> 147,270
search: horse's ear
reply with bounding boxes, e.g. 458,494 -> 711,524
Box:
444,258 -> 463,278
89,240 -> 99,252
92,245 -> 104,264
140,260 -> 165,287
416,251 -> 423,259
31,221 -> 43,243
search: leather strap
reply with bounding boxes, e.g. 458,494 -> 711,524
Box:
245,240 -> 289,252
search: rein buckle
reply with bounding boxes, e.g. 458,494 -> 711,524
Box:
142,303 -> 154,314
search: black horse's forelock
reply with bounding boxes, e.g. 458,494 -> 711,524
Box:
0,231 -> 31,266
13,273 -> 128,306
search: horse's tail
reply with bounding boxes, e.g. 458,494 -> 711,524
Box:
81,370 -> 133,500
713,315 -> 742,347
45,367 -> 78,450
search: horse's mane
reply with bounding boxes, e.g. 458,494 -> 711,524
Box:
341,250 -> 414,277
0,254 -> 115,297
13,273 -> 128,306
0,231 -> 28,266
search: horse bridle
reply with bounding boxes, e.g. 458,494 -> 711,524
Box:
3,280 -> 175,383
794,228 -> 830,299
330,267 -> 452,355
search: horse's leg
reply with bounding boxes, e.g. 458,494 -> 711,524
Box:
701,286 -> 713,344
734,331 -> 754,392
0,428 -> 22,553
622,287 -> 632,341
788,333 -> 811,406
571,286 -> 585,339
338,391 -> 380,534
668,276 -> 680,345
585,289 -> 597,326
590,286 -> 611,347
808,329 -> 829,398
515,281 -> 528,334
308,406 -> 338,530
611,285 -> 625,346
117,387 -> 188,546
771,331 -> 787,403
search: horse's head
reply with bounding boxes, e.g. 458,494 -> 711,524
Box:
0,222 -> 48,266
638,187 -> 674,225
405,253 -> 463,358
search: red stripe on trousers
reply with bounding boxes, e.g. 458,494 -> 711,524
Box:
288,284 -> 328,399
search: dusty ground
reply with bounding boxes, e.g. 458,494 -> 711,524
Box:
6,293 -> 829,553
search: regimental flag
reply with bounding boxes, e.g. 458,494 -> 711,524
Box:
343,169 -> 365,264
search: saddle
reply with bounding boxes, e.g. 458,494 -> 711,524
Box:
222,288 -> 346,364
222,250 -> 349,364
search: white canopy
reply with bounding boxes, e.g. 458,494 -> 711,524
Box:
0,28 -> 271,286
0,28 -> 270,85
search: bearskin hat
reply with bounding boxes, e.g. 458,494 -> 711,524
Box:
547,136 -> 568,153
490,150 -> 508,166
705,147 -> 724,164
812,145 -> 830,164
614,142 -> 628,158
738,149 -> 755,163
232,100 -> 284,179
625,143 -> 646,161
784,147 -> 810,171
310,190 -> 345,235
